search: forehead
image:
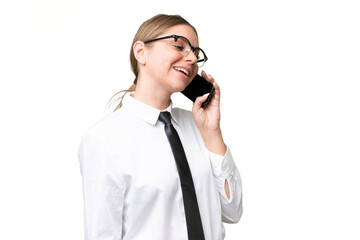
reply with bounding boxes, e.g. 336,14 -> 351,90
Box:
161,24 -> 199,47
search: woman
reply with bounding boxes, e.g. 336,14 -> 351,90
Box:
78,14 -> 242,240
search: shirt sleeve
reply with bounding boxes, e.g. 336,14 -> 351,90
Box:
207,147 -> 243,223
78,133 -> 125,240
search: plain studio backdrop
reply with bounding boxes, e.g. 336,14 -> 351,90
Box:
0,0 -> 359,239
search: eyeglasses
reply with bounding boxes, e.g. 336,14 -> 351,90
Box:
144,35 -> 208,67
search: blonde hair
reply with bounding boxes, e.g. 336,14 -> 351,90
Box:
108,14 -> 198,111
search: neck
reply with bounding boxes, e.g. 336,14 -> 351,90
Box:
133,76 -> 172,110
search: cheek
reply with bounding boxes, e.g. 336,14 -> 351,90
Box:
168,51 -> 184,62
191,66 -> 199,78
160,53 -> 179,68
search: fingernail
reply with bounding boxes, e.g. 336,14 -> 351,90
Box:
203,93 -> 210,97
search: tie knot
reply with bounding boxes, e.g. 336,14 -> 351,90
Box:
158,111 -> 172,125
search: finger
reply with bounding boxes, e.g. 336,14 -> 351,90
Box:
193,94 -> 209,110
201,70 -> 212,82
201,71 -> 218,93
201,70 -> 216,85
201,70 -> 208,79
207,74 -> 215,84
212,79 -> 220,91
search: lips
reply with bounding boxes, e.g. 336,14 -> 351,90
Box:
173,66 -> 190,77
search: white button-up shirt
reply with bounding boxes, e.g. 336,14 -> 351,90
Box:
78,94 -> 242,240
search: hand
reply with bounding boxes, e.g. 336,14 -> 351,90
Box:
192,70 -> 220,131
192,70 -> 226,156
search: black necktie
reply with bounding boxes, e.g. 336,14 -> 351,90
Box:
158,111 -> 205,240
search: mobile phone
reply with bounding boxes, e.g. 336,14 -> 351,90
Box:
181,74 -> 215,108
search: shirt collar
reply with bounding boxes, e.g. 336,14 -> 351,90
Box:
122,93 -> 179,125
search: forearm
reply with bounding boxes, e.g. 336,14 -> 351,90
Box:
200,128 -> 227,156
200,128 -> 230,199
207,147 -> 243,222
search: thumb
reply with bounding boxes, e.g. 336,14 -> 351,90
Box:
193,93 -> 209,111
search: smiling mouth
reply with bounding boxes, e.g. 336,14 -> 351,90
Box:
174,67 -> 189,77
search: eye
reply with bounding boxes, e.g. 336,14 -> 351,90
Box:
173,45 -> 184,51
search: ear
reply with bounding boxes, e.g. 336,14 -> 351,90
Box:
133,41 -> 146,65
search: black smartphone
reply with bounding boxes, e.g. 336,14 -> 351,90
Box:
181,74 -> 215,108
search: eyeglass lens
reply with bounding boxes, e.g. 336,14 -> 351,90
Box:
175,37 -> 206,67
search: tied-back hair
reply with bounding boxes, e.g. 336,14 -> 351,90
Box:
108,14 -> 198,111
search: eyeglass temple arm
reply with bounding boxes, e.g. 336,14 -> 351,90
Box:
144,35 -> 178,44
144,35 -> 208,63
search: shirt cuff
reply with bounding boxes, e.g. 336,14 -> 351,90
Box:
207,146 -> 235,179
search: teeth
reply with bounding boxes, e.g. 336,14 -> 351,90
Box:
174,67 -> 189,76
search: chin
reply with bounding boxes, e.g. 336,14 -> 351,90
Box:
168,78 -> 191,93
171,84 -> 187,93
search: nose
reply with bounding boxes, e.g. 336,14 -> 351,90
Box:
185,50 -> 198,64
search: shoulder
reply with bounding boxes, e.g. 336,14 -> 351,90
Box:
80,108 -> 135,150
78,108 -> 136,170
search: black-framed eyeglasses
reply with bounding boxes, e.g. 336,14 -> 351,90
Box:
144,35 -> 208,67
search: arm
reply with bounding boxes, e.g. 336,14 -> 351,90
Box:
78,133 -> 125,239
192,71 -> 243,223
207,147 -> 243,223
